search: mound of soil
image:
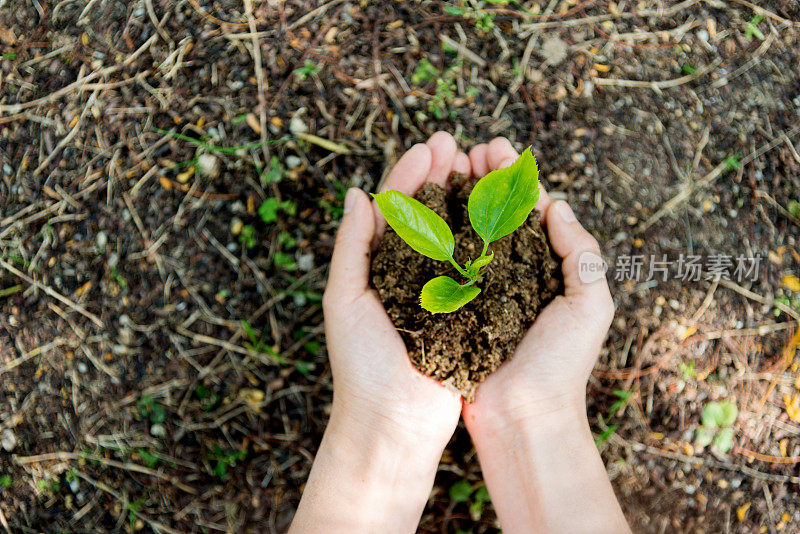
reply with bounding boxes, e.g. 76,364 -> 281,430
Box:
371,173 -> 562,401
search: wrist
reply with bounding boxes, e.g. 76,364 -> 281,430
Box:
466,387 -> 588,440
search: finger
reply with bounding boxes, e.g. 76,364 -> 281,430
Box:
325,188 -> 376,304
453,151 -> 470,175
374,143 -> 433,241
425,131 -> 457,187
545,201 -> 614,322
486,137 -> 518,170
379,143 -> 432,194
468,144 -> 489,178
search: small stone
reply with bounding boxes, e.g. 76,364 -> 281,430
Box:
69,479 -> 79,493
197,153 -> 220,178
542,35 -> 568,66
289,116 -> 307,135
96,231 -> 107,250
571,152 -> 586,164
231,218 -> 243,236
150,424 -> 166,438
1,429 -> 17,452
286,155 -> 302,169
403,95 -> 418,106
297,253 -> 315,271
77,362 -> 88,373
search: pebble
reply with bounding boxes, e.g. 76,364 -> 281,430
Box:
150,424 -> 166,438
289,116 -> 307,135
77,362 -> 88,373
403,95 -> 418,106
286,155 -> 302,169
572,152 -> 586,164
297,253 -> 315,271
3,163 -> 11,174
69,479 -> 80,493
542,35 -> 568,66
197,153 -> 220,178
1,429 -> 17,452
293,293 -> 307,307
96,231 -> 107,250
108,252 -> 119,268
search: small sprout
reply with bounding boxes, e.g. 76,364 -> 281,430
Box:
208,445 -> 247,478
411,58 -> 440,85
0,474 -> 11,488
238,224 -> 257,248
695,400 -> 738,453
137,449 -> 160,469
788,199 -> 800,219
681,64 -> 697,75
449,480 -> 473,503
294,59 -> 321,80
137,395 -> 166,424
261,156 -> 285,184
744,14 -> 765,40
374,148 -> 539,313
724,153 -> 742,172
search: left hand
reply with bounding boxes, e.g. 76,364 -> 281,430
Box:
322,131 -> 471,449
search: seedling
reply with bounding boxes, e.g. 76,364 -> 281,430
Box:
594,389 -> 632,447
294,59 -> 321,80
0,474 -> 11,488
208,445 -> 247,478
373,148 -> 539,313
137,395 -> 166,424
744,14 -> 765,40
694,400 -> 738,453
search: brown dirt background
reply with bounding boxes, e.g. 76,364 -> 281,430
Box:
1,1 -> 800,532
372,175 -> 560,401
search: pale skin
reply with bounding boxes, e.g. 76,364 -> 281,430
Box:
290,133 -> 631,534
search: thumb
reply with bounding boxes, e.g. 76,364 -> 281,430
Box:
545,201 -> 614,323
324,188 -> 376,304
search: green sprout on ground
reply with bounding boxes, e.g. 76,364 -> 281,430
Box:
260,155 -> 286,184
411,58 -> 439,85
0,474 -> 11,488
294,59 -> 321,80
137,395 -> 166,425
788,200 -> 800,219
238,224 -> 257,249
744,14 -> 765,40
449,481 -> 491,520
208,445 -> 247,478
411,58 -> 464,119
373,148 -> 539,313
595,389 -> 632,447
694,400 -> 738,453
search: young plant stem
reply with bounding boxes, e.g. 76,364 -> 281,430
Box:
447,257 -> 471,280
481,242 -> 489,257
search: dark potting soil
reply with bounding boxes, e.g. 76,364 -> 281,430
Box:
371,173 -> 562,401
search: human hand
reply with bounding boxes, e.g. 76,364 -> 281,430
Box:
323,131 -> 471,448
291,133 -> 472,533
459,138 -> 627,534
462,137 -> 614,429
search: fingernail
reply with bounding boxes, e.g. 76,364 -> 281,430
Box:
556,201 -> 577,223
343,188 -> 358,214
500,157 -> 515,169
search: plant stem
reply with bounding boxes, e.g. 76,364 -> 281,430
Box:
481,242 -> 489,257
447,257 -> 472,280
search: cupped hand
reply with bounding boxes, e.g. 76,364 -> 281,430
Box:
462,138 -> 615,429
323,132 -> 471,448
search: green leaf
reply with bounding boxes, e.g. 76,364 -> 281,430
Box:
444,5 -> 468,16
694,426 -> 715,449
373,190 -> 455,261
701,401 -> 738,428
713,427 -> 735,453
259,198 -> 280,223
420,276 -> 481,313
468,147 -> 539,245
466,253 -> 493,277
469,485 -> 490,519
449,480 -> 473,503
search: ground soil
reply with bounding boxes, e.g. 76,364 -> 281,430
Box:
372,174 -> 560,401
